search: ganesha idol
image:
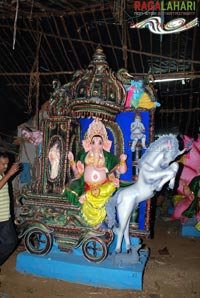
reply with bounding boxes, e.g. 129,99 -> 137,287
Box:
63,118 -> 128,228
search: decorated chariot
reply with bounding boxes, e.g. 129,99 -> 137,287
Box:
15,46 -> 161,264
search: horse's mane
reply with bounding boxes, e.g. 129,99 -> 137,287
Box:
138,134 -> 179,168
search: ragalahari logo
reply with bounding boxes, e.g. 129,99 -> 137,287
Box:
133,1 -> 196,12
130,1 -> 198,34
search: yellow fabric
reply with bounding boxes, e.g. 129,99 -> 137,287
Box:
178,154 -> 186,163
138,92 -> 155,109
81,182 -> 116,227
195,221 -> 200,231
173,194 -> 185,206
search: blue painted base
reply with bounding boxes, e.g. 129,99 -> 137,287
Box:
16,246 -> 149,290
181,218 -> 200,237
182,225 -> 200,237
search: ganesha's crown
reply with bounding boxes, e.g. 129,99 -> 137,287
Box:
85,118 -> 108,143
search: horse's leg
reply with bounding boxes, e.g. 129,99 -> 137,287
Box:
155,163 -> 179,191
115,194 -> 137,253
168,176 -> 176,189
115,211 -> 128,253
155,172 -> 175,191
168,163 -> 179,189
115,199 -> 132,253
115,226 -> 124,254
124,217 -> 131,253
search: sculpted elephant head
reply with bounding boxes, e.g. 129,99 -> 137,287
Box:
82,118 -> 112,152
82,138 -> 112,152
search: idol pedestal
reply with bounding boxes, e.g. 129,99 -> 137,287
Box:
16,236 -> 149,290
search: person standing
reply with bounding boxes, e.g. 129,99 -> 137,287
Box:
0,151 -> 20,266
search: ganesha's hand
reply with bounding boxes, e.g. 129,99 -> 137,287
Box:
109,173 -> 119,187
68,151 -> 74,162
77,161 -> 84,175
118,154 -> 127,175
120,153 -> 127,161
68,151 -> 77,172
113,178 -> 119,187
79,193 -> 86,204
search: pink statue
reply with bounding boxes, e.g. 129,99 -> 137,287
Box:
171,184 -> 195,223
22,128 -> 43,146
177,134 -> 200,194
21,128 -> 43,175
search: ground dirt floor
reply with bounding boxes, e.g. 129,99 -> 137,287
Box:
1,215 -> 200,298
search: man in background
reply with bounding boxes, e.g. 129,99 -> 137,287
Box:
0,151 -> 20,265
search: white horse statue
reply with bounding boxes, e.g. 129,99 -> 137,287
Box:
108,134 -> 186,254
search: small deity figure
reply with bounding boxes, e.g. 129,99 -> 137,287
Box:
125,79 -> 160,110
125,80 -> 144,109
64,118 -> 127,228
130,112 -> 146,152
48,141 -> 61,179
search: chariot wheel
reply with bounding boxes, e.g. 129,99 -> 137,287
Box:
82,237 -> 107,263
24,228 -> 53,255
